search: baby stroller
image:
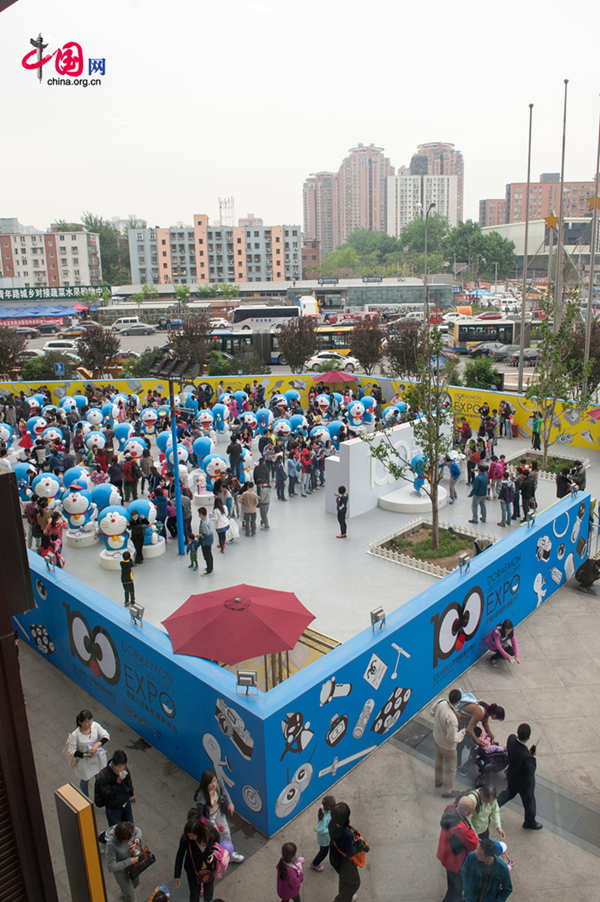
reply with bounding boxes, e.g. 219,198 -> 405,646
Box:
472,741 -> 508,779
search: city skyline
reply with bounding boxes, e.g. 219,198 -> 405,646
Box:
2,0 -> 599,233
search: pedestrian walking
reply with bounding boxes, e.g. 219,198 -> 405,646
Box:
187,534 -> 200,571
198,507 -> 214,574
444,455 -> 460,504
328,802 -> 361,902
497,474 -> 514,528
287,453 -> 300,496
277,842 -> 304,902
464,784 -> 505,840
174,817 -> 218,902
497,723 -> 542,830
106,821 -> 144,902
66,709 -> 110,797
468,464 -> 488,524
181,491 -> 193,542
531,410 -> 542,451
436,796 -> 478,902
239,483 -> 258,537
311,794 -> 335,872
336,486 -> 348,538
258,482 -> 271,530
120,551 -> 135,606
556,467 -> 572,498
210,497 -> 230,552
193,769 -> 245,862
431,690 -> 466,796
94,749 -> 135,830
275,454 -> 287,500
461,838 -> 512,902
129,510 -> 148,565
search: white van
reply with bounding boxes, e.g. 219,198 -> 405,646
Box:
43,339 -> 78,353
111,316 -> 140,331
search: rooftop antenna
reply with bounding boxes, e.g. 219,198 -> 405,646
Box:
218,196 -> 235,227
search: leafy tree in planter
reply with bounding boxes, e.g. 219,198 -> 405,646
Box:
366,328 -> 454,550
76,326 -> 120,377
167,314 -> 211,367
349,318 -> 383,374
0,327 -> 26,376
277,318 -> 317,372
21,352 -> 78,381
464,356 -> 502,390
526,292 -> 590,467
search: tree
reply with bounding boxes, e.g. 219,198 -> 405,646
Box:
367,328 -> 454,550
167,314 -> 212,367
384,319 -> 427,378
0,327 -> 27,376
276,318 -> 318,372
480,230 -> 516,280
21,352 -> 78,381
120,347 -> 165,377
566,317 -> 600,395
442,220 -> 515,281
174,284 -> 191,318
81,212 -> 130,284
525,291 -> 589,467
349,318 -> 383,374
464,356 -> 503,389
76,326 -> 120,376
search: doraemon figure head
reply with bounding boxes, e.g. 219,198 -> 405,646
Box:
155,430 -> 172,453
72,394 -> 88,412
62,489 -> 96,532
59,397 -> 77,413
114,422 -> 134,451
31,472 -> 61,501
193,435 -> 214,463
166,443 -> 189,471
97,505 -> 130,553
91,483 -> 122,512
63,466 -> 92,491
289,413 -> 308,435
0,422 -> 13,446
347,400 -> 365,428
13,461 -> 37,500
383,405 -> 401,426
84,431 -> 106,452
284,389 -> 301,406
326,420 -> 344,447
202,454 -> 228,490
241,411 -> 257,433
272,394 -> 288,411
27,393 -> 46,412
101,401 -> 118,424
310,425 -> 331,443
273,418 -> 291,441
123,437 -> 146,460
140,408 -> 158,434
42,404 -> 58,418
234,390 -> 248,408
316,393 -> 330,415
127,498 -> 158,545
42,426 -> 63,445
211,403 -> 229,433
86,408 -> 104,428
239,447 -> 252,484
74,420 -> 93,438
256,408 -> 273,434
197,409 -> 213,430
27,416 -> 47,439
362,396 -> 376,414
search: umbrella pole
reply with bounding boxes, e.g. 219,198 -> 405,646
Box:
263,654 -> 269,691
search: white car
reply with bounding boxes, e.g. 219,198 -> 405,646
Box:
43,339 -> 78,353
304,350 -> 360,373
442,311 -> 463,323
210,317 -> 229,330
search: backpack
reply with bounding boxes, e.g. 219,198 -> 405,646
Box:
210,842 -> 230,879
333,826 -> 370,868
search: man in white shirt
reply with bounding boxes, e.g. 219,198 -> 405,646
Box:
431,689 -> 466,797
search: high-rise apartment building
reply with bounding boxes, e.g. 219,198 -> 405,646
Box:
416,143 -> 464,222
505,173 -> 596,222
386,174 -> 458,236
303,171 -> 338,258
0,223 -> 101,288
479,199 -> 506,227
336,144 -> 394,244
128,214 -> 302,285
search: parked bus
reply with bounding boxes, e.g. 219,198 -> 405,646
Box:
451,319 -> 542,352
210,330 -> 283,365
231,304 -> 299,330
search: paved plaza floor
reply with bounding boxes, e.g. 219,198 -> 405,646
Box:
19,433 -> 600,900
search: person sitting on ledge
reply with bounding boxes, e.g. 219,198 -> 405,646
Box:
485,619 -> 519,665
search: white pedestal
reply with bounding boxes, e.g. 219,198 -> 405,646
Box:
193,492 -> 215,509
99,549 -> 127,570
378,483 -> 448,514
142,537 -> 166,558
66,530 -> 97,548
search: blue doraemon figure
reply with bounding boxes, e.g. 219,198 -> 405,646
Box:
211,402 -> 229,433
14,462 -> 37,501
288,413 -> 308,437
140,408 -> 158,435
62,488 -> 97,533
272,418 -> 291,442
41,426 -> 64,445
59,397 -> 77,414
101,401 -> 117,426
202,454 -> 228,491
256,408 -> 273,434
411,452 -> 426,494
165,443 -> 189,472
92,483 -> 122,512
284,388 -> 301,407
193,435 -> 214,464
234,390 -> 248,409
240,411 -> 257,435
127,498 -> 159,545
31,472 -> 62,507
326,419 -> 344,449
27,415 -> 47,441
0,422 -> 13,450
97,505 -> 130,555
114,422 -> 134,452
26,393 -> 47,413
63,466 -> 92,491
155,430 -> 172,453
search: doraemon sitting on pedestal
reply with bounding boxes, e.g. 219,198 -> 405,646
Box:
31,472 -> 62,510
97,505 -> 130,570
202,454 -> 229,491
14,462 -> 37,502
114,422 -> 134,452
126,498 -> 166,558
211,402 -> 229,434
346,400 -> 366,431
63,488 -> 98,547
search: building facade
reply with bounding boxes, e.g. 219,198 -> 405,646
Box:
386,174 -> 458,236
0,225 -> 101,288
336,144 -> 394,244
416,142 -> 464,222
301,239 -> 321,276
302,171 -> 338,258
479,198 -> 506,227
128,215 -> 302,285
505,173 -> 596,223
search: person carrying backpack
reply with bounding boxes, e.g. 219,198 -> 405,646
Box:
329,802 -> 367,902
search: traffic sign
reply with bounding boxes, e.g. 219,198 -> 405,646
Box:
54,363 -> 65,377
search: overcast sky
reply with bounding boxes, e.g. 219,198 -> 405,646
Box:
2,0 -> 598,231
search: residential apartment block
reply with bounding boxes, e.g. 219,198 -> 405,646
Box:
0,220 -> 101,288
505,173 -> 596,223
479,198 -> 506,227
416,142 -> 464,223
386,173 -> 458,236
303,171 -> 338,258
128,214 -> 302,285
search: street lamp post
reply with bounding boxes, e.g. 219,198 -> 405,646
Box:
423,202 -> 436,322
583,107 -> 600,396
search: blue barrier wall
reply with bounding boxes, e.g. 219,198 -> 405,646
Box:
15,493 -> 589,835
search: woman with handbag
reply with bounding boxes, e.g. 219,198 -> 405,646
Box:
106,821 -> 144,902
193,769 -> 244,862
65,709 -> 110,797
174,817 -> 218,902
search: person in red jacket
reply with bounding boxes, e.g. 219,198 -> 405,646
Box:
436,796 -> 478,902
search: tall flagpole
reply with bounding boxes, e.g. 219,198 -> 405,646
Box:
554,79 -> 569,329
518,103 -> 534,393
583,105 -> 600,396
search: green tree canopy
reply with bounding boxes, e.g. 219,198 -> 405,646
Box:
349,318 -> 383,374
81,212 -> 131,285
76,325 -> 121,376
276,317 -> 318,372
0,327 -> 27,376
167,314 -> 212,366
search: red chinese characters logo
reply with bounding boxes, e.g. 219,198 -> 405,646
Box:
22,40 -> 84,77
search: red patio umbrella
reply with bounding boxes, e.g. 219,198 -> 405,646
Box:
313,369 -> 356,383
161,584 -> 315,665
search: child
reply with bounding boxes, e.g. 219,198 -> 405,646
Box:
277,842 -> 304,902
311,795 -> 335,872
120,551 -> 135,606
336,486 -> 348,539
187,534 -> 200,571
